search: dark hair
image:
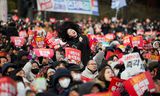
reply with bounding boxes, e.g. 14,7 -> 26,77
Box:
98,65 -> 114,82
58,21 -> 82,42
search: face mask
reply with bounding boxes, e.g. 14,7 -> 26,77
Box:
31,69 -> 39,74
58,78 -> 71,88
72,73 -> 81,81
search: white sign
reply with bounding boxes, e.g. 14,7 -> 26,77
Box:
111,0 -> 126,9
122,52 -> 145,77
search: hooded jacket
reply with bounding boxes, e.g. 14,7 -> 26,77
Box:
2,63 -> 16,76
47,68 -> 72,96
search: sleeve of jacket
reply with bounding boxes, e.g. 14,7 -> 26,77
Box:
23,61 -> 32,77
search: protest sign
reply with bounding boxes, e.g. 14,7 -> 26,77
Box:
45,32 -> 61,48
122,52 -> 145,77
108,77 -> 125,94
105,33 -> 115,42
0,77 -> 17,96
33,48 -> 54,58
65,47 -> 81,64
37,0 -> 99,16
123,35 -> 132,46
130,36 -> 144,49
124,71 -> 156,96
19,30 -> 28,38
10,36 -> 26,47
34,37 -> 45,48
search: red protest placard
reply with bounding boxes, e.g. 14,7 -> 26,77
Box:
33,48 -> 54,58
124,71 -> 156,96
84,91 -> 120,96
19,30 -> 28,38
10,36 -> 26,47
65,47 -> 81,64
95,35 -> 105,42
130,36 -> 144,49
35,36 -> 45,48
123,35 -> 132,46
108,77 -> 125,93
105,33 -> 115,42
0,77 -> 17,96
45,32 -> 61,48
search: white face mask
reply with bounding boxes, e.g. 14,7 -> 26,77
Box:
58,78 -> 71,88
72,73 -> 81,81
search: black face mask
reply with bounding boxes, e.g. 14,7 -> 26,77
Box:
31,69 -> 39,74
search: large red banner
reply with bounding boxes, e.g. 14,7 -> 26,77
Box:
124,71 -> 156,96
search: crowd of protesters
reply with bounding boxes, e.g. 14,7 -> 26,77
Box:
0,15 -> 159,96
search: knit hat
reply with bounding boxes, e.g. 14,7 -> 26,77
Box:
47,68 -> 55,74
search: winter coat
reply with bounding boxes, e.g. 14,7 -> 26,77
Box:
23,61 -> 35,82
67,35 -> 91,67
81,67 -> 98,79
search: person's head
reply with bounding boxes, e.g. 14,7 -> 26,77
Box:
41,57 -> 49,65
98,65 -> 115,82
55,47 -> 65,61
0,56 -> 8,67
26,90 -> 36,96
87,60 -> 97,72
59,21 -> 82,42
78,82 -> 102,95
16,69 -> 25,78
47,68 -> 55,79
54,68 -> 72,89
68,64 -> 81,81
69,85 -> 80,96
2,63 -> 16,76
54,61 -> 67,70
31,61 -> 40,75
